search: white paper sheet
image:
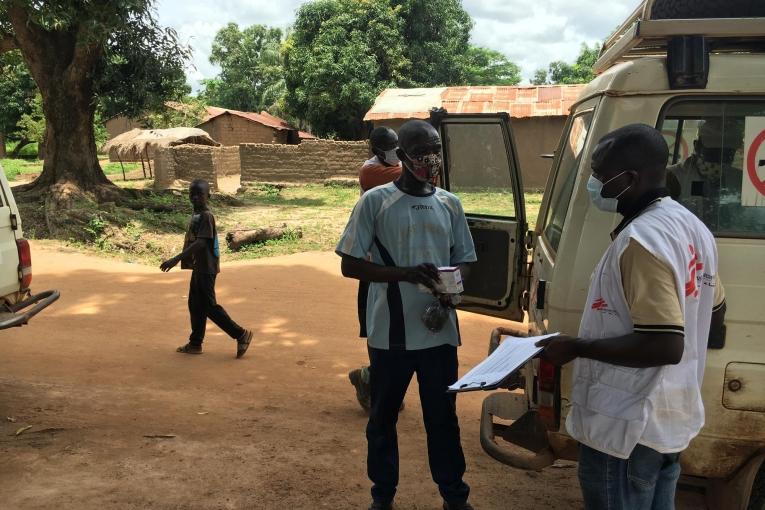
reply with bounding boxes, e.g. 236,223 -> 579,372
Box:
448,333 -> 559,392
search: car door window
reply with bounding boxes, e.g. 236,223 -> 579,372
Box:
660,99 -> 765,238
542,110 -> 594,252
442,122 -> 518,218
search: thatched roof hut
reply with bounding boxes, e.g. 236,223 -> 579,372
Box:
104,127 -> 220,162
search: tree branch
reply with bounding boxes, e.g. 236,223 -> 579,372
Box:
0,33 -> 17,53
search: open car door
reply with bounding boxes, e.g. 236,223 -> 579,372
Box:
433,112 -> 527,321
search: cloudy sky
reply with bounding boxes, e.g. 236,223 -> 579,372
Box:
155,0 -> 640,91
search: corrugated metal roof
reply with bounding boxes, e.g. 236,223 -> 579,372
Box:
363,85 -> 586,121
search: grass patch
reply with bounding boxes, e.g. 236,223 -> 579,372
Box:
1,157 -> 141,181
4,142 -> 38,159
18,183 -> 545,264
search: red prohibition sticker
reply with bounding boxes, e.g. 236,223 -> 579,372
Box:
747,129 -> 765,197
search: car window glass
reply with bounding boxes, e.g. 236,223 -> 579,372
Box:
660,100 -> 765,238
443,122 -> 517,218
542,110 -> 594,252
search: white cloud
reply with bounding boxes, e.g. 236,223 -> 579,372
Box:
155,0 -> 639,90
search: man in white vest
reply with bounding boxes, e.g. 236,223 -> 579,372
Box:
536,124 -> 726,510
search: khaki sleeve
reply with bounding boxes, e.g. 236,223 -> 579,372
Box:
620,239 -> 685,335
714,273 -> 726,310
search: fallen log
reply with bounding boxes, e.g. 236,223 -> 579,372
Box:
226,225 -> 302,251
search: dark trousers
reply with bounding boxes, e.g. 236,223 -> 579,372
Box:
188,271 -> 245,345
367,344 -> 469,505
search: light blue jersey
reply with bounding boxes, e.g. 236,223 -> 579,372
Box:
336,182 -> 477,350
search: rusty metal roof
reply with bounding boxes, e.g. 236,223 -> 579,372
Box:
200,107 -> 316,139
363,85 -> 586,121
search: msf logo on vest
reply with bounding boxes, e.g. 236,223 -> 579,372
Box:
685,245 -> 704,299
591,298 -> 617,316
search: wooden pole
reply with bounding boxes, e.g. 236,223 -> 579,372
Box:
140,153 -> 147,179
117,154 -> 126,181
145,148 -> 153,178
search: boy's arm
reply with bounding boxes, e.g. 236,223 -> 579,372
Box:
160,239 -> 206,272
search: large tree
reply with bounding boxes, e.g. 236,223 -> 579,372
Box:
284,0 -> 409,139
201,23 -> 284,113
533,43 -> 601,85
462,46 -> 522,86
0,1 -> 190,195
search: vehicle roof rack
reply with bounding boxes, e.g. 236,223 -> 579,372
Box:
594,0 -> 765,74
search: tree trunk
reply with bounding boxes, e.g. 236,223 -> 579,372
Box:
0,132 -> 5,159
226,226 -> 302,251
9,138 -> 30,158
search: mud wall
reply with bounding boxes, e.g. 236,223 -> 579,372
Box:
240,140 -> 369,184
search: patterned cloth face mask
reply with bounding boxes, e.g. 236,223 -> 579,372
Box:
403,151 -> 442,182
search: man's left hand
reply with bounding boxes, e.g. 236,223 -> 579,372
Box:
535,335 -> 580,366
160,256 -> 180,272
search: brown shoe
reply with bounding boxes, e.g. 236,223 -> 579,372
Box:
236,330 -> 253,359
177,343 -> 203,354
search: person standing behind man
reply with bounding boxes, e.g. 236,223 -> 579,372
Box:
348,127 -> 403,412
536,124 -> 726,509
337,120 -> 477,510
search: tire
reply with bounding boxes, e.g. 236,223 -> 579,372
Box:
749,463 -> 765,510
651,0 -> 765,19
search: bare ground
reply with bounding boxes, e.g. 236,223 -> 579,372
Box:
0,245 -> 705,509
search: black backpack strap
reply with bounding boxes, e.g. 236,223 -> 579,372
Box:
373,237 -> 406,351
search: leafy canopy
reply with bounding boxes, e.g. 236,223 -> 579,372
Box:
532,43 -> 601,85
201,23 -> 285,113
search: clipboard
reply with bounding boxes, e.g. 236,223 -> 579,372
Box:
447,333 -> 559,393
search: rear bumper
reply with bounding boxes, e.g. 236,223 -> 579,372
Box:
0,290 -> 60,330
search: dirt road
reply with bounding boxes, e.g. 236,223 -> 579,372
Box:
0,245 -> 702,509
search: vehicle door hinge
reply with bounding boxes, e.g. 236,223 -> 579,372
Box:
10,214 -> 18,230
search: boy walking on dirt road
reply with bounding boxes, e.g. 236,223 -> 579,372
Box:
160,179 -> 253,358
337,120 -> 477,510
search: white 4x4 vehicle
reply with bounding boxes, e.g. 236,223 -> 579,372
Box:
0,167 -> 58,329
435,3 -> 765,509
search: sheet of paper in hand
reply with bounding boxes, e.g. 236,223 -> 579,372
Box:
447,333 -> 559,393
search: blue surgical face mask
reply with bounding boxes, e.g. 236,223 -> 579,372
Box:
587,171 -> 631,212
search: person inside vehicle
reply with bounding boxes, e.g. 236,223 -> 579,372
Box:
336,120 -> 477,510
536,124 -> 726,510
348,126 -> 403,413
666,118 -> 743,221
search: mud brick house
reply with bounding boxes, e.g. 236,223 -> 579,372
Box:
364,85 -> 585,189
197,107 -> 315,147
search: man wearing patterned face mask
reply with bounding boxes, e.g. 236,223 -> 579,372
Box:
336,120 -> 477,510
667,118 -> 743,220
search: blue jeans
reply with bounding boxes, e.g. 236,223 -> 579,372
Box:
578,443 -> 681,510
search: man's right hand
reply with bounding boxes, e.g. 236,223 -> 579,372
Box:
160,256 -> 180,272
400,263 -> 440,289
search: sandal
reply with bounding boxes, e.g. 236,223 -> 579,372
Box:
236,330 -> 253,359
177,343 -> 203,354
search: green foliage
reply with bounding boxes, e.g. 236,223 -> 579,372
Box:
16,94 -> 45,143
200,23 -> 285,113
95,7 -> 192,120
0,50 -> 36,141
545,43 -> 601,85
531,68 -> 549,86
462,46 -> 522,86
142,97 -> 208,129
284,0 -> 409,139
391,0 -> 473,86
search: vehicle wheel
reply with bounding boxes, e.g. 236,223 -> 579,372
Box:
651,0 -> 765,19
749,463 -> 765,510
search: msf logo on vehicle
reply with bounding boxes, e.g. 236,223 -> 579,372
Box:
685,245 -> 703,298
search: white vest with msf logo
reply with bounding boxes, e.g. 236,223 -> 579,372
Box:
566,198 -> 718,459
